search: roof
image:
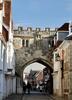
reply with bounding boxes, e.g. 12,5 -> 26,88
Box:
65,34 -> 72,40
58,23 -> 69,31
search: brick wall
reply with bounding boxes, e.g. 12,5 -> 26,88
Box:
2,26 -> 8,41
3,1 -> 11,27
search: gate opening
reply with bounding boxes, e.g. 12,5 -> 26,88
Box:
22,62 -> 53,95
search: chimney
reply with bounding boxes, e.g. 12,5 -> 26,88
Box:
69,21 -> 72,35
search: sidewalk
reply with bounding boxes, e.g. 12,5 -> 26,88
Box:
3,94 -> 22,100
50,95 -> 65,100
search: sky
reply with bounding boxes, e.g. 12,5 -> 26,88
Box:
12,0 -> 72,72
24,62 -> 45,73
12,0 -> 72,28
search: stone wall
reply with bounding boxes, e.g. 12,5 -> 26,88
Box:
54,40 -> 72,100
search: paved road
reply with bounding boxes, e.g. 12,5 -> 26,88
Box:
4,92 -> 64,100
22,94 -> 53,100
4,93 -> 53,100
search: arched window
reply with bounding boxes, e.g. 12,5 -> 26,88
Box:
22,39 -> 25,47
26,40 -> 29,47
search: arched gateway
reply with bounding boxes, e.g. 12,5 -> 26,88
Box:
15,48 -> 53,77
14,27 -> 55,94
15,47 -> 53,94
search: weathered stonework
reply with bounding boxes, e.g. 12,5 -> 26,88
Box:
15,48 -> 53,76
56,40 -> 72,100
13,26 -> 55,76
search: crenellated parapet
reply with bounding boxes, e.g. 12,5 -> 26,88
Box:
13,26 -> 57,35
13,26 -> 57,49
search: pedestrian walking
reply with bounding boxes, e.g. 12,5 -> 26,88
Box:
27,81 -> 31,94
23,81 -> 26,94
39,81 -> 43,92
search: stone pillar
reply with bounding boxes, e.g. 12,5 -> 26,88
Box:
58,68 -> 62,96
68,43 -> 72,100
12,77 -> 16,93
53,59 -> 62,96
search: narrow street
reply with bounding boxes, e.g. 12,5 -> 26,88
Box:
22,94 -> 53,100
4,93 -> 54,100
4,91 -> 65,100
0,0 -> 72,100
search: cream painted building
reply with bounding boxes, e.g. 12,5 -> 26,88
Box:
0,0 -> 16,99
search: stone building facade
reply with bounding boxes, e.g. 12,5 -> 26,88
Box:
58,40 -> 72,100
53,22 -> 72,100
13,26 -> 56,49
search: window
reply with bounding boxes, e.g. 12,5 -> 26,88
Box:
26,40 -> 29,47
22,39 -> 25,47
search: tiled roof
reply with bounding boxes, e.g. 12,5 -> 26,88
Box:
58,23 -> 69,31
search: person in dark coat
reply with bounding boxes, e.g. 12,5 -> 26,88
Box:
26,81 -> 31,94
23,81 -> 26,94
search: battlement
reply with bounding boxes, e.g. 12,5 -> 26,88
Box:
13,26 -> 57,33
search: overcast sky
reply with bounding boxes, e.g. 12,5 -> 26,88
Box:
12,0 -> 72,28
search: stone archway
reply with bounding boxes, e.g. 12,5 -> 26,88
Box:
15,48 -> 53,76
15,47 -> 53,94
21,58 -> 53,94
21,57 -> 53,73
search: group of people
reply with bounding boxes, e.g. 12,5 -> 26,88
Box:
23,81 -> 31,94
38,81 -> 50,94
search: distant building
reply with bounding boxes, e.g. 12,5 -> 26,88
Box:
54,23 -> 69,48
27,70 -> 39,90
35,70 -> 43,84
